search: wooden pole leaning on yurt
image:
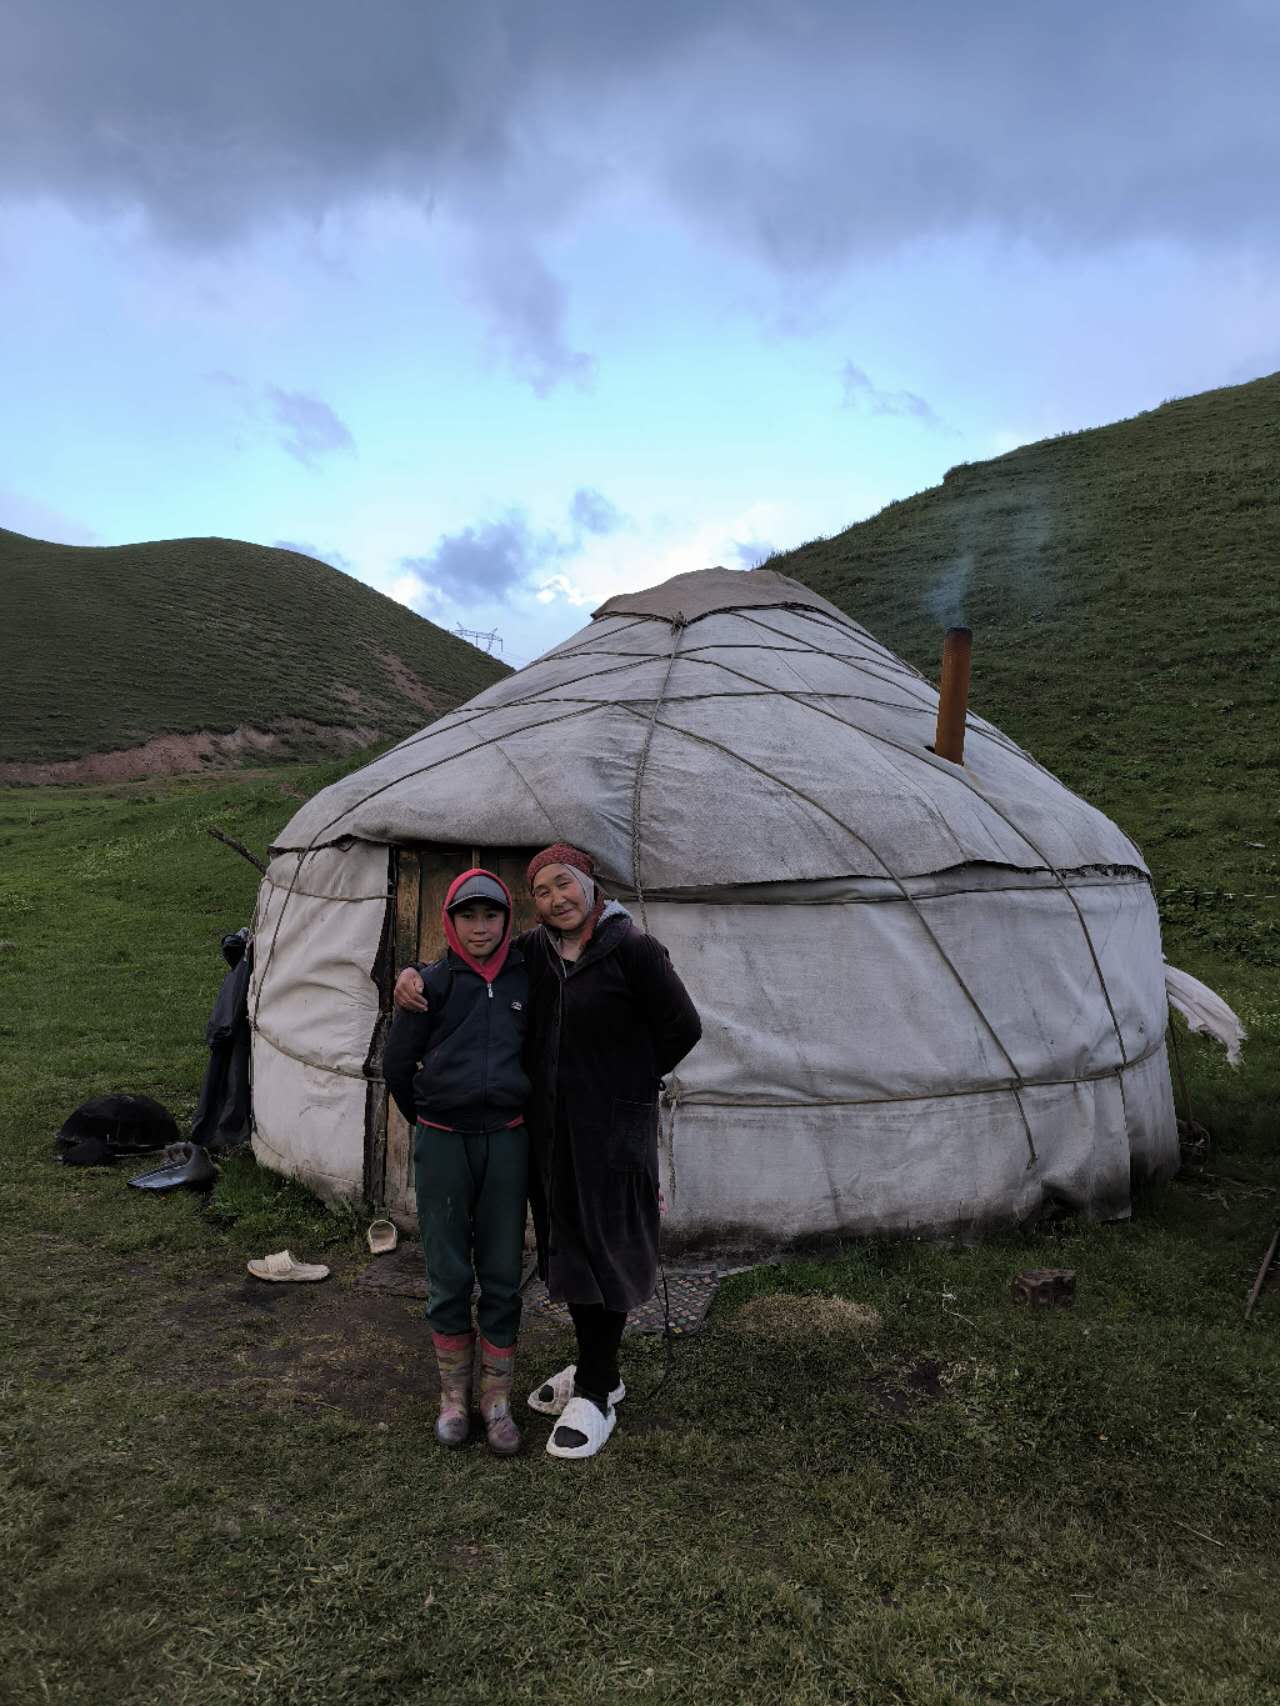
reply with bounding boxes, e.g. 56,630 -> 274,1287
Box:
933,625 -> 972,764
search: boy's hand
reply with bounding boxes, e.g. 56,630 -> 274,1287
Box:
394,967 -> 428,1012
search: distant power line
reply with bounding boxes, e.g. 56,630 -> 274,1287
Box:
452,624 -> 503,655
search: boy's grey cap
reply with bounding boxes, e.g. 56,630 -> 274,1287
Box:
447,873 -> 509,912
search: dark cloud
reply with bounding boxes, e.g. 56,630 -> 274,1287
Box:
401,482 -> 623,607
207,373 -> 357,464
659,4 -> 1280,269
401,513 -> 556,605
273,539 -> 356,573
266,387 -> 356,468
840,362 -> 946,429
4,2 -> 1277,375
570,487 -> 624,535
463,236 -> 595,396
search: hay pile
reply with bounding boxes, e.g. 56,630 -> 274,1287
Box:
733,1293 -> 883,1343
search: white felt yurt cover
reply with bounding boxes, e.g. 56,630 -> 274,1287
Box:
250,567 -> 1177,1247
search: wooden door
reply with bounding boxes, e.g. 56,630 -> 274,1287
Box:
368,843 -> 540,1227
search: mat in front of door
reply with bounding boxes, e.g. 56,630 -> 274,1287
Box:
522,1268 -> 730,1336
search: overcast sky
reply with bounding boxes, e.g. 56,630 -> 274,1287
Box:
3,2 -> 1278,663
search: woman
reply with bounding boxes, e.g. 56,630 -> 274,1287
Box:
396,842 -> 701,1460
521,843 -> 702,1458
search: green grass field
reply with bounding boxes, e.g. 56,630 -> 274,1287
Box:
0,530 -> 508,765
3,373 -> 1280,1702
2,756 -> 1278,1705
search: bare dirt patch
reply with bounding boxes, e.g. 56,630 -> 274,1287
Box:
862,1358 -> 947,1418
354,1242 -> 431,1299
133,1257 -> 568,1426
378,650 -> 451,719
729,1295 -> 947,1420
0,720 -> 382,785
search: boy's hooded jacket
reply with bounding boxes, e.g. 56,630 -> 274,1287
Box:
382,869 -> 530,1134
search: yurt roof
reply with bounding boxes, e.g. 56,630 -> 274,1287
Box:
273,567 -> 1144,888
593,564 -> 851,625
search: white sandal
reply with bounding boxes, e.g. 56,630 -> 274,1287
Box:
527,1364 -> 625,1416
365,1218 -> 398,1255
246,1249 -> 330,1283
546,1395 -> 617,1459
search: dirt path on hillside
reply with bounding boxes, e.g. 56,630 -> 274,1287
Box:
0,720 -> 382,785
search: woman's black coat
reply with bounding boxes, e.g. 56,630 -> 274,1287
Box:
519,908 -> 702,1312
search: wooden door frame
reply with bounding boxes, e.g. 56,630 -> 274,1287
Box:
363,842 -> 540,1223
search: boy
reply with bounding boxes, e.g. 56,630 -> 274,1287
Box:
382,868 -> 530,1455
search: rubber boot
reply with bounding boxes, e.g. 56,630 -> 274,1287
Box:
432,1329 -> 474,1446
477,1338 -> 522,1456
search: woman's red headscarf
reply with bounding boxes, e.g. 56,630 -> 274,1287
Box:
526,843 -> 607,946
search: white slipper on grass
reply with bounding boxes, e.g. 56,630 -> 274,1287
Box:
527,1364 -> 625,1416
546,1395 -> 617,1459
247,1250 -> 330,1283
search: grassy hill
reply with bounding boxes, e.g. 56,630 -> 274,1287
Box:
771,370 -> 1280,990
4,375 -> 1280,1699
0,530 -> 508,769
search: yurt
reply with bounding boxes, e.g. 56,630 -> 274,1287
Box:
249,567 -> 1178,1249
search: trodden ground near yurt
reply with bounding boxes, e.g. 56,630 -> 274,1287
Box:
251,566 -> 1178,1250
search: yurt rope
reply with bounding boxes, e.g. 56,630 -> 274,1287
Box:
376,648 -> 691,759
378,600 -> 953,765
686,623 -> 1132,1073
252,649 -> 708,1023
623,608 -> 687,1403
250,1008 -> 1164,1103
751,607 -> 1130,812
408,668 -> 933,731
614,601 -> 1132,1090
731,608 -> 1046,771
253,597 -> 1141,1174
250,700 -> 609,1030
541,614 -> 654,658
378,610 -> 1039,831
362,608 -> 1017,771
629,612 -> 687,930
253,1022 -> 371,1078
258,875 -> 388,903
650,1033 -> 1166,1111
292,599 -> 1039,822
650,1046 -> 1143,1275
772,602 -> 934,682
615,703 -> 1043,1162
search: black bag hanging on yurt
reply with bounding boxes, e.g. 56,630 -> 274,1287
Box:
191,927 -> 253,1153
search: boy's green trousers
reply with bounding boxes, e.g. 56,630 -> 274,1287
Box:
413,1123 -> 529,1347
